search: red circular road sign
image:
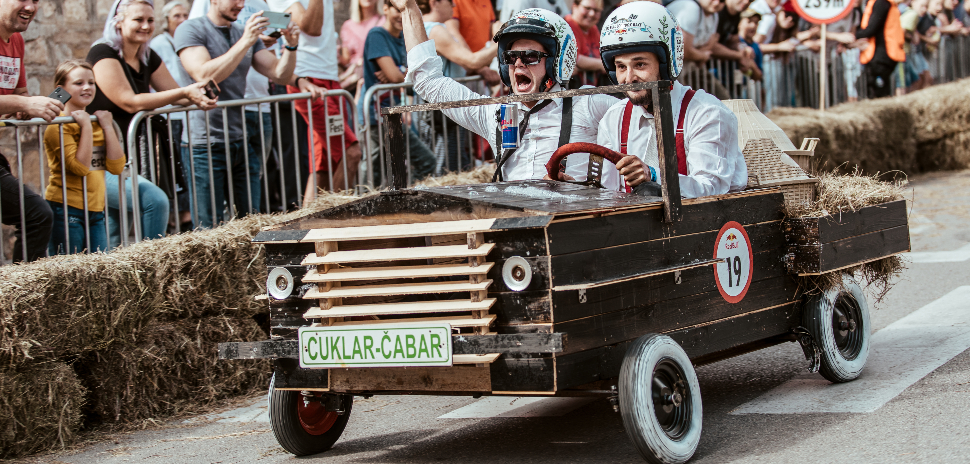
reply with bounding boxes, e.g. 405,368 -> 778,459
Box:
791,0 -> 857,25
713,221 -> 755,304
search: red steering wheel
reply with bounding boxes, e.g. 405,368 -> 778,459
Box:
544,142 -> 626,182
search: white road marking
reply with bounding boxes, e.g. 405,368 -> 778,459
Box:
183,402 -> 269,424
906,243 -> 970,263
439,397 -> 595,419
732,286 -> 970,414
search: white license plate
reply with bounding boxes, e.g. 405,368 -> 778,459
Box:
298,322 -> 452,368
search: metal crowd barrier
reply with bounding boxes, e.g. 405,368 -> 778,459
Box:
679,58 -> 765,107
127,90 -> 356,238
361,76 -> 486,188
0,116 -> 127,264
928,34 -> 970,85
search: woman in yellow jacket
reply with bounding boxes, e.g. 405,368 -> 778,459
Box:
45,60 -> 126,254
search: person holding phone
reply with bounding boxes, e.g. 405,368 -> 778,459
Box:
87,0 -> 219,247
44,60 -> 126,254
176,0 -> 326,228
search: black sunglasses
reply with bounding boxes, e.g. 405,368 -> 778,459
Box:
502,50 -> 550,65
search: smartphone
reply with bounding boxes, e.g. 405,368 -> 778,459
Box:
48,87 -> 71,105
261,11 -> 291,30
204,80 -> 220,100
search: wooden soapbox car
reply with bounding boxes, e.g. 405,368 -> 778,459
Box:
218,82 -> 911,463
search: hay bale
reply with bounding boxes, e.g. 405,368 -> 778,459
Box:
783,169 -> 907,218
769,77 -> 970,175
768,99 -> 918,174
77,316 -> 269,425
0,362 -> 85,458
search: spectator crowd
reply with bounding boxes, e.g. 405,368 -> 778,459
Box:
0,0 -> 967,260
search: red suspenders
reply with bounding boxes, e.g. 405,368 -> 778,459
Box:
618,89 -> 696,192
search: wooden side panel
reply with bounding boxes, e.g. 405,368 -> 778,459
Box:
546,191 -> 784,255
554,275 -> 799,354
329,365 -> 491,392
783,200 -> 908,245
554,302 -> 800,390
274,359 -> 328,389
552,246 -> 787,324
490,356 -> 556,392
550,220 -> 784,291
787,225 -> 911,274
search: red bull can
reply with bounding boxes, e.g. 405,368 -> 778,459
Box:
500,104 -> 519,150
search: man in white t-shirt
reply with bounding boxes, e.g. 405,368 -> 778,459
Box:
667,0 -> 730,99
267,0 -> 362,199
749,0 -> 781,43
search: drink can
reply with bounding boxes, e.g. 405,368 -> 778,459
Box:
500,104 -> 519,150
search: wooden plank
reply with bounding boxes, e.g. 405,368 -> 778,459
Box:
783,200 -> 908,245
383,113 -> 407,189
253,229 -> 310,243
454,353 -> 501,364
546,190 -> 783,255
264,243 -> 316,266
453,333 -> 563,354
303,262 -> 494,282
553,302 -> 799,390
273,359 -> 328,389
489,357 -> 555,392
384,81 -> 662,114
652,82 -> 681,222
328,314 -> 497,329
549,220 -> 782,288
492,290 -> 553,324
301,219 -> 496,243
552,258 -> 721,291
329,365 -> 491,392
787,225 -> 911,274
302,243 -> 495,265
551,247 -> 787,324
303,300 -> 496,318
553,275 -> 798,354
303,279 -> 492,299
491,215 -> 553,230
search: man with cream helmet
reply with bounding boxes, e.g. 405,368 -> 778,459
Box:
594,1 -> 747,198
390,0 -> 617,182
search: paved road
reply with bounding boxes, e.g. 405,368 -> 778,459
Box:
21,170 -> 970,464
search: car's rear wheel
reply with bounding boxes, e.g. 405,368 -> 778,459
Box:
803,273 -> 871,383
268,374 -> 353,456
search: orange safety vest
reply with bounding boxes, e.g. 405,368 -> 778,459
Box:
860,0 -> 906,64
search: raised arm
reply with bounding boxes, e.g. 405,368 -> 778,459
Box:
250,25 -> 301,85
427,24 -> 496,71
392,0 -> 430,52
181,14 -> 268,84
284,0 -> 323,37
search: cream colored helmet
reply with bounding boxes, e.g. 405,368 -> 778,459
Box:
600,2 -> 685,83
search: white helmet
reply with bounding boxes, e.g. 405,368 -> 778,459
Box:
493,8 -> 578,90
600,2 -> 685,83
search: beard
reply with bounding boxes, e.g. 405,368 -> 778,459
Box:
627,88 -> 654,114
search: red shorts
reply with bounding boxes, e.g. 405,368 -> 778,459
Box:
289,78 -> 358,173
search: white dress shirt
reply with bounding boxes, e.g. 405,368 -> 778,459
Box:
595,82 -> 748,198
406,40 -> 617,181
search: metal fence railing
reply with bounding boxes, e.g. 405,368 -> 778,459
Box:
126,90 -> 356,236
361,76 -> 486,188
0,116 -> 128,262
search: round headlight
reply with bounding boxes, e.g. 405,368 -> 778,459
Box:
267,267 -> 294,300
502,256 -> 532,292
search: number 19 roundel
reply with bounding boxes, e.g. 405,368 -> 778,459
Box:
714,221 -> 753,303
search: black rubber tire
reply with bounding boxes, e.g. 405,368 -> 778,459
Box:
619,334 -> 703,464
268,374 -> 353,456
803,274 -> 871,383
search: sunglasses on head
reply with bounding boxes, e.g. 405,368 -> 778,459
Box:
502,50 -> 550,65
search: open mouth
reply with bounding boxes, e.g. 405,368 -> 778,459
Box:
18,11 -> 33,22
513,71 -> 533,94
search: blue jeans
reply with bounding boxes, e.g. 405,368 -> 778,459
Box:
105,173 -> 170,249
188,139 -> 262,229
246,110 -> 273,212
48,201 -> 106,255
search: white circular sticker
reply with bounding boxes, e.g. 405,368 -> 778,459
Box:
713,221 -> 754,303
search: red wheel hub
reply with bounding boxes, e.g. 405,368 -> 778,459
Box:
297,394 -> 339,435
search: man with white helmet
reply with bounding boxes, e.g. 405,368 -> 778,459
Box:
389,0 -> 617,181
596,1 -> 747,198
